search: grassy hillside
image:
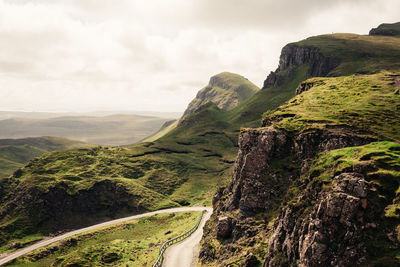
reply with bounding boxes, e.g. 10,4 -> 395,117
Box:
142,120 -> 178,142
296,33 -> 400,75
370,22 -> 400,37
6,211 -> 200,267
0,137 -> 90,178
263,72 -> 400,141
1,30 -> 400,251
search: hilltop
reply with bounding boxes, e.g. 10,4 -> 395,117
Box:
370,22 -> 400,37
181,72 -> 259,120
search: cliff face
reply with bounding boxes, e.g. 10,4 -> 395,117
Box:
181,72 -> 259,120
199,72 -> 400,266
263,44 -> 340,89
200,126 -> 375,266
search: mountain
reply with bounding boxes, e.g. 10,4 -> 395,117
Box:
181,72 -> 259,120
1,22 -> 400,266
199,25 -> 400,266
0,136 -> 90,179
0,114 -> 172,146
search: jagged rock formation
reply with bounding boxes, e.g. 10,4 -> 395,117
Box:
181,72 -> 259,121
369,22 -> 400,37
263,44 -> 339,89
200,70 -> 400,266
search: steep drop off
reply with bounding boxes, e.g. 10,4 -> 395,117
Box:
200,29 -> 400,266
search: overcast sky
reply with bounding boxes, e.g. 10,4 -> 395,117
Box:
0,0 -> 399,113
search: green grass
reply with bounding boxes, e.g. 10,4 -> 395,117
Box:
286,141 -> 400,265
142,120 -> 178,142
296,33 -> 400,75
0,137 -> 90,178
263,72 -> 400,141
2,30 -> 400,251
370,22 -> 400,37
6,211 -> 200,267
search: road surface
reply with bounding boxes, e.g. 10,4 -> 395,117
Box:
163,208 -> 212,267
0,206 -> 212,266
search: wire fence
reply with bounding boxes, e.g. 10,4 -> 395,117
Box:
152,210 -> 206,267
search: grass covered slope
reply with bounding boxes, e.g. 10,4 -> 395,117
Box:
181,72 -> 260,119
370,22 -> 400,37
263,72 -> 400,141
286,141 -> 400,265
142,120 -> 178,142
0,136 -> 89,178
6,211 -> 200,267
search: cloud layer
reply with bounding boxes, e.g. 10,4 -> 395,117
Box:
0,0 -> 399,112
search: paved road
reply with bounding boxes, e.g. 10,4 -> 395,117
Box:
0,206 -> 212,266
163,208 -> 212,267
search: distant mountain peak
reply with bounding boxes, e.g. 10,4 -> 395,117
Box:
181,72 -> 259,120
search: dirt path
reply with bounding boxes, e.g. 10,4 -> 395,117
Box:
0,206 -> 211,266
163,208 -> 212,267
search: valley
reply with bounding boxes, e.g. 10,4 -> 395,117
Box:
0,113 -> 176,146
1,21 -> 400,267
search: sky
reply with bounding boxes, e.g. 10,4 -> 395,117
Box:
0,0 -> 399,113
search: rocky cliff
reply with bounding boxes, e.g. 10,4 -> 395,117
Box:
263,44 -> 340,89
181,72 -> 259,121
199,71 -> 400,266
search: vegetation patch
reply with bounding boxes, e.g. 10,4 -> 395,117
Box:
5,212 -> 200,267
263,72 -> 400,141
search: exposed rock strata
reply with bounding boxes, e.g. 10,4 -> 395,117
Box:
265,172 -> 369,266
200,125 -> 376,266
263,44 -> 339,89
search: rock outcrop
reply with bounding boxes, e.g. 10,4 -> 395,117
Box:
199,124 -> 376,266
266,172 -> 369,267
263,44 -> 339,89
181,72 -> 259,121
369,22 -> 400,37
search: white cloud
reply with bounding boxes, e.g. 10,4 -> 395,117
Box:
0,0 -> 399,112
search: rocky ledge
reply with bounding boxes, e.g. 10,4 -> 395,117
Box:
199,123 -> 400,266
263,44 -> 339,89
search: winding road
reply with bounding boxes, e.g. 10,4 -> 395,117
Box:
163,208 -> 212,267
0,206 -> 213,266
